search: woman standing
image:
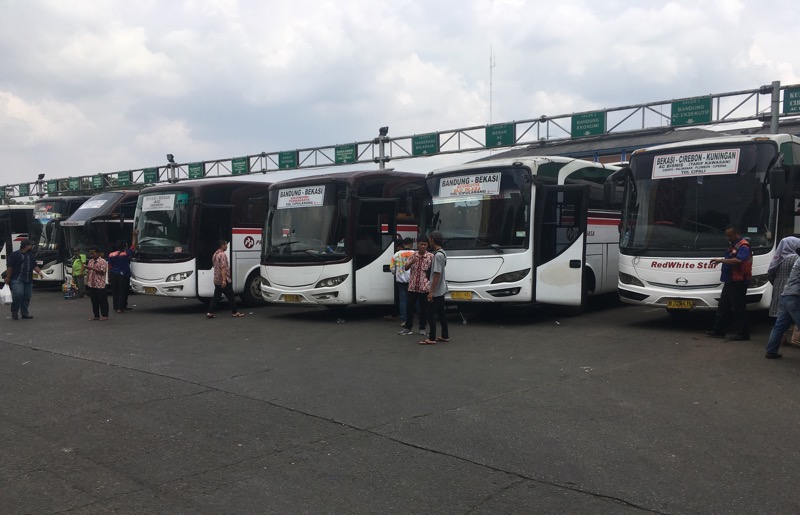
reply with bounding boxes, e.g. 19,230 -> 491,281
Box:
768,236 -> 800,345
86,246 -> 109,321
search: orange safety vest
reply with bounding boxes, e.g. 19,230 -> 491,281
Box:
729,239 -> 753,282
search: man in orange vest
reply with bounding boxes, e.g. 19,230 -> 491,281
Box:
706,225 -> 753,340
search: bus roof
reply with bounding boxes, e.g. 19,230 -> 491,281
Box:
62,191 -> 138,225
630,133 -> 800,156
267,169 -> 425,190
427,156 -> 616,177
138,178 -> 274,195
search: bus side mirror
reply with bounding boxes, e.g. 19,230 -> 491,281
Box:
769,168 -> 787,199
603,181 -> 616,205
604,167 -> 629,204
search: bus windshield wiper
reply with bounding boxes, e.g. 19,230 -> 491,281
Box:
445,236 -> 504,253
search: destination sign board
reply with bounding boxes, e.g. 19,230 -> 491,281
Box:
671,97 -> 712,126
143,168 -> 159,183
486,123 -> 515,148
188,162 -> 204,179
232,157 -> 248,175
412,133 -> 440,156
571,111 -> 605,137
277,185 -> 326,209
279,151 -> 298,169
784,87 -> 800,114
652,149 -> 739,179
438,173 -> 501,198
335,144 -> 356,164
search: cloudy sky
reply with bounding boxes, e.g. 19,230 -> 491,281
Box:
1,0 -> 798,187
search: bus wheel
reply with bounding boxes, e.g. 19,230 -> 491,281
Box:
241,273 -> 267,307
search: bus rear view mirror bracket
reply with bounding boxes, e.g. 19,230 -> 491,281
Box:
604,167 -> 630,205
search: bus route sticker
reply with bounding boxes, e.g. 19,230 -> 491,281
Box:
141,194 -> 176,212
438,173 -> 501,198
277,186 -> 325,209
652,149 -> 739,179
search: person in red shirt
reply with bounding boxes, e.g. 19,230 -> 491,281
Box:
206,240 -> 245,318
85,246 -> 109,321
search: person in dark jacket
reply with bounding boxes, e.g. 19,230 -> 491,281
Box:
107,230 -> 138,313
705,225 -> 752,340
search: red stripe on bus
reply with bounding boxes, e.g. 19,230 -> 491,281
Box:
232,228 -> 261,234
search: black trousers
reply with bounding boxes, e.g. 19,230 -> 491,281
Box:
87,287 -> 109,318
109,273 -> 130,311
712,281 -> 749,337
404,290 -> 428,331
427,295 -> 449,340
208,283 -> 238,314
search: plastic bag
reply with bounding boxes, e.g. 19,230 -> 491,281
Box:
0,285 -> 12,305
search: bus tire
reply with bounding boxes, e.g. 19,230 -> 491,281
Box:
241,272 -> 267,307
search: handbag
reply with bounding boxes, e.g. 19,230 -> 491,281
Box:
0,284 -> 12,305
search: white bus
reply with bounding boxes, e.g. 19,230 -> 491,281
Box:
260,170 -> 425,306
423,157 -> 622,311
130,179 -> 272,306
608,134 -> 800,313
31,196 -> 91,284
0,205 -> 34,279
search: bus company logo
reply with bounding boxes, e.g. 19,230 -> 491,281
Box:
244,236 -> 255,249
675,277 -> 689,286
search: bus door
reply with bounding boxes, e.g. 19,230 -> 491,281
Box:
534,185 -> 589,306
0,217 -> 9,276
354,199 -> 397,303
196,205 -> 233,298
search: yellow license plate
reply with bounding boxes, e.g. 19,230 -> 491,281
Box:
283,294 -> 301,303
667,299 -> 694,310
144,287 -> 157,295
450,291 -> 473,300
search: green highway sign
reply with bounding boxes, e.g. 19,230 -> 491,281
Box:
47,180 -> 58,193
784,87 -> 800,114
19,184 -> 29,196
279,151 -> 298,169
68,178 -> 80,191
188,162 -> 204,179
412,133 -> 439,156
92,175 -> 103,189
335,144 -> 356,164
232,157 -> 248,175
143,168 -> 159,183
486,123 -> 515,148
118,172 -> 131,186
571,111 -> 606,137
671,97 -> 712,126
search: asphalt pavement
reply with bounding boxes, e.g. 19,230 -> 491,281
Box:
2,289 -> 800,514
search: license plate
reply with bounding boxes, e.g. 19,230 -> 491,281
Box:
283,294 -> 301,303
144,287 -> 157,295
450,291 -> 473,301
667,299 -> 694,310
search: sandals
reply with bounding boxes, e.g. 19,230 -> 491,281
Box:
206,314 -> 217,319
232,312 -> 245,317
418,339 -> 437,345
436,337 -> 449,342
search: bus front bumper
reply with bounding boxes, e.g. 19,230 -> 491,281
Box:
617,283 -> 771,311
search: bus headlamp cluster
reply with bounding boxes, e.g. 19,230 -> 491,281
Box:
166,271 -> 193,282
748,274 -> 769,288
619,272 -> 644,287
315,274 -> 348,288
491,268 -> 530,284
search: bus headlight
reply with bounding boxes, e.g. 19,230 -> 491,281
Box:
316,274 -> 348,288
619,272 -> 644,287
491,268 -> 530,284
749,274 -> 769,288
166,271 -> 193,282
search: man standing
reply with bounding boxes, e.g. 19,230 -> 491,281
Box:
4,239 -> 43,320
107,230 -> 137,313
420,231 -> 449,345
764,256 -> 800,359
390,237 -> 414,325
85,246 -> 109,321
207,240 -> 245,318
71,247 -> 87,298
706,225 -> 752,340
398,237 -> 432,336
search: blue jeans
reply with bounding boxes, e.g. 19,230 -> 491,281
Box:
10,279 -> 32,316
397,283 -> 408,321
766,295 -> 800,354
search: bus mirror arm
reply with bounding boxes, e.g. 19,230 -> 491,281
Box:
604,167 -> 631,204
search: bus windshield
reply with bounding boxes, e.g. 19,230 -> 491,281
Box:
265,184 -> 347,262
425,167 -> 529,250
30,201 -> 71,250
621,142 -> 778,256
133,192 -> 193,259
